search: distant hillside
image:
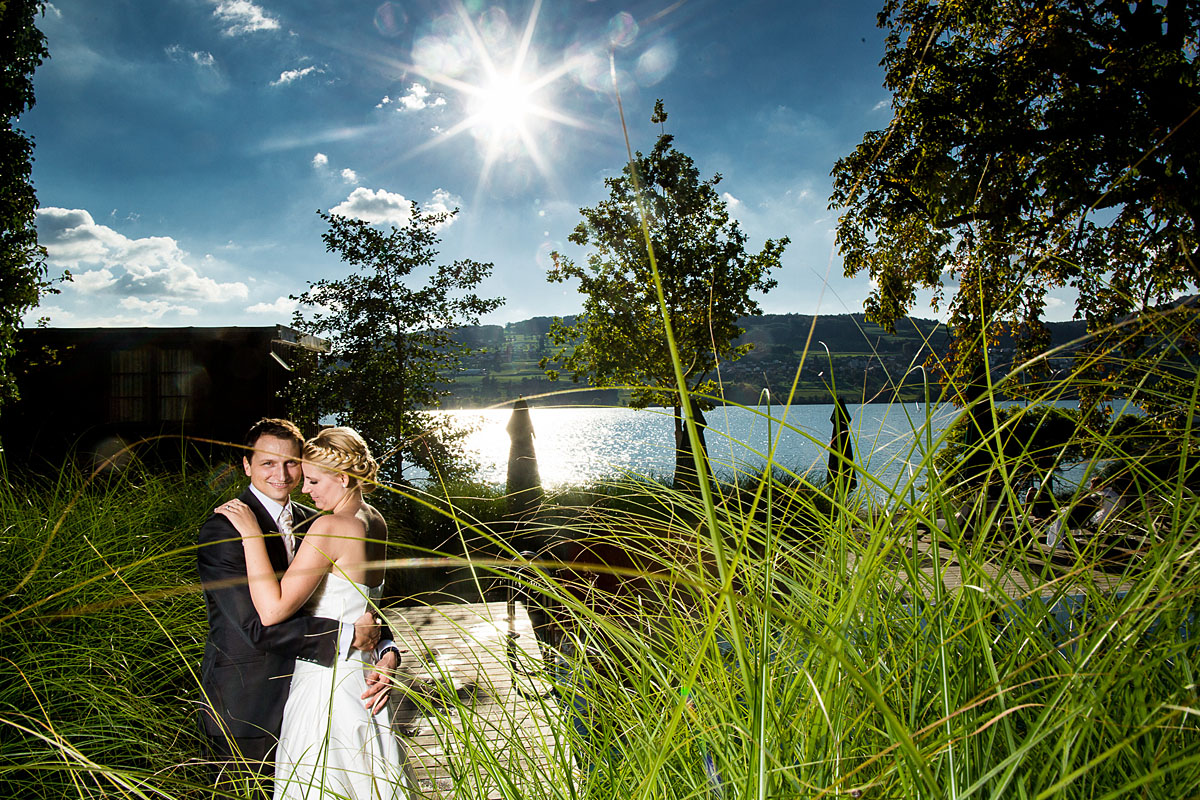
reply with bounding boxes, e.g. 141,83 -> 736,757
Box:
444,312 -> 1090,407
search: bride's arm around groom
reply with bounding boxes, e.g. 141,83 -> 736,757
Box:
195,418 -> 383,783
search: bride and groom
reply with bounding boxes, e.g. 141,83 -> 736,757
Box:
197,418 -> 416,799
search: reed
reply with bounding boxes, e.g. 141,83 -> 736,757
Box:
491,349 -> 1199,798
0,455 -> 216,798
0,341 -> 1196,798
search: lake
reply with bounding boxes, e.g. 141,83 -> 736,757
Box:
433,403 -> 962,492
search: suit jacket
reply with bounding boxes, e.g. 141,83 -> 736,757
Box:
196,488 -> 338,739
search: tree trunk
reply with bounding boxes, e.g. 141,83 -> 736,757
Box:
395,340 -> 406,483
673,398 -> 709,492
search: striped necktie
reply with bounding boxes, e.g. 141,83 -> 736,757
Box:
279,504 -> 295,562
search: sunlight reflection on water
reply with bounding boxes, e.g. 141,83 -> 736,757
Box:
434,403 -> 960,491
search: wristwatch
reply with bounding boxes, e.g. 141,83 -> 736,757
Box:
379,645 -> 401,665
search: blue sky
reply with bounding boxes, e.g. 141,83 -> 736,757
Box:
25,0 -> 929,328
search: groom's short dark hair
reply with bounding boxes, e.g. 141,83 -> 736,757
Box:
243,418 -> 304,451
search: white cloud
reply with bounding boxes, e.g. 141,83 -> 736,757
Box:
72,268 -> 117,292
119,297 -> 199,318
397,83 -> 446,111
211,0 -> 280,36
375,96 -> 391,108
44,3 -> 63,19
164,44 -> 227,93
36,207 -> 249,304
312,154 -> 360,187
330,188 -> 413,226
783,186 -> 813,203
166,45 -> 216,68
329,188 -> 462,228
722,191 -> 742,211
271,65 -> 320,87
425,188 -> 460,217
246,296 -> 299,316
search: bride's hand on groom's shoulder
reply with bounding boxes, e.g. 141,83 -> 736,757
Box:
215,499 -> 262,539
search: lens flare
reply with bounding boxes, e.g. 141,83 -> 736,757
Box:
607,12 -> 638,49
373,2 -> 407,38
635,40 -> 676,86
477,7 -> 514,51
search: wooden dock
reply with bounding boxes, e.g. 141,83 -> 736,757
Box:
382,601 -> 571,799
861,527 -> 1138,599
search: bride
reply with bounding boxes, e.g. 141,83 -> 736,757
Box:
218,427 -> 415,800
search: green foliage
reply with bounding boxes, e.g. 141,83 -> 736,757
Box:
1,361 -> 1198,797
542,102 -> 788,414
503,379 -> 1200,797
0,458 -> 214,798
0,0 -> 53,407
830,0 -> 1200,399
289,205 -> 504,482
933,402 -> 1087,500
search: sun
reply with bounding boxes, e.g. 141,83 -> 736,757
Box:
400,0 -> 595,190
466,72 -> 538,144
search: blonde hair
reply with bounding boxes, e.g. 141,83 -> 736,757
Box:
303,427 -> 379,493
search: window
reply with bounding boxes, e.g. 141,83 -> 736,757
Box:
110,346 -> 198,423
159,349 -> 197,421
111,348 -> 150,422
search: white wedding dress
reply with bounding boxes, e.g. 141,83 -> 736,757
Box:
274,574 -> 415,800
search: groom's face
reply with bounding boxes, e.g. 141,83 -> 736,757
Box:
243,434 -> 303,504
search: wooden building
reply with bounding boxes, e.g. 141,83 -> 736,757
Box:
1,326 -> 326,468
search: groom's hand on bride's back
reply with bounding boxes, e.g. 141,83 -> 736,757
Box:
350,611 -> 397,713
362,649 -> 400,714
351,611 -> 382,652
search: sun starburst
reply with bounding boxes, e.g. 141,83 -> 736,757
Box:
401,0 -> 596,194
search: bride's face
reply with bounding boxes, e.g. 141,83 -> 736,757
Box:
301,464 -> 347,511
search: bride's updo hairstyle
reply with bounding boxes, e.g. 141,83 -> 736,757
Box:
303,427 -> 379,494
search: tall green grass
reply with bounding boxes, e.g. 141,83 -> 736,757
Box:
0,456 -> 217,798
0,350 -> 1196,798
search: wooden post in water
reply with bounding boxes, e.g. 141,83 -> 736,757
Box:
505,398 -> 543,537
828,395 -> 857,500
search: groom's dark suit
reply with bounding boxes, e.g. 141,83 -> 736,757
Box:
196,488 -> 337,766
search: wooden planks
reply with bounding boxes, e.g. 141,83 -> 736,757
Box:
853,528 -> 1136,600
382,601 -> 571,799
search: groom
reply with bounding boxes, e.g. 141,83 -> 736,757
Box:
197,418 -> 399,786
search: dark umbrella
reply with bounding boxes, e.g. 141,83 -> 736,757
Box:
828,396 -> 857,494
506,398 -> 542,522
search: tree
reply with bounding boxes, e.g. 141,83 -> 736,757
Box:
829,0 -> 1200,407
933,404 -> 1086,510
542,101 -> 788,483
289,205 -> 504,482
0,0 -> 52,407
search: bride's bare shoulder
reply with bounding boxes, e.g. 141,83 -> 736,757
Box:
308,512 -> 361,537
355,502 -> 385,525
355,502 -> 388,539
